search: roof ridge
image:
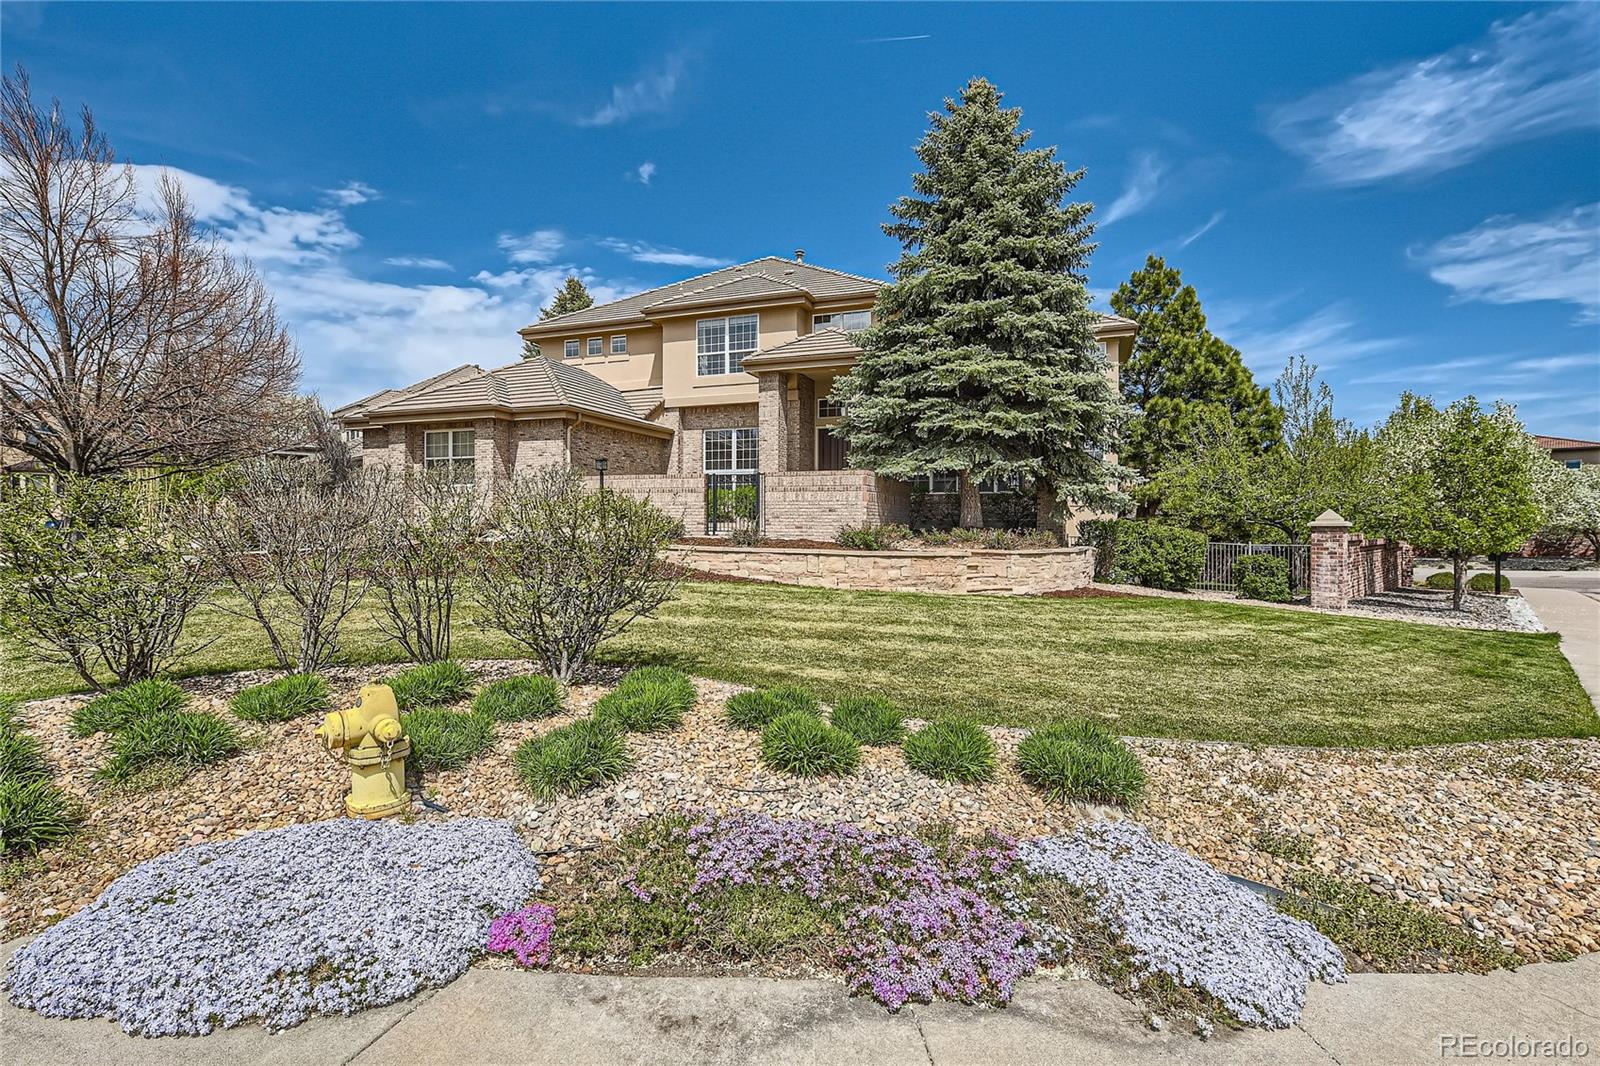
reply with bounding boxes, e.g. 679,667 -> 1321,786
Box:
536,259 -> 759,327
754,255 -> 887,290
361,363 -> 490,414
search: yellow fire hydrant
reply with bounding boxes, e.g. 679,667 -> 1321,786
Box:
314,684 -> 410,819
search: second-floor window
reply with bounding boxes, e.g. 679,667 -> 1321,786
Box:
564,339 -> 580,359
697,313 -> 758,376
424,429 -> 476,482
611,335 -> 628,355
814,310 -> 871,333
587,337 -> 603,357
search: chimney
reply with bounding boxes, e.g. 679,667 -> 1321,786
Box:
794,248 -> 805,263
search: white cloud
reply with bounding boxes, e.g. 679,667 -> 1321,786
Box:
598,237 -> 731,268
1179,210 -> 1225,249
324,181 -> 379,206
130,164 -> 359,265
1099,153 -> 1163,226
580,51 -> 689,127
633,161 -> 657,185
497,228 -> 565,264
1269,6 -> 1600,184
857,35 -> 931,44
384,256 -> 452,270
1413,203 -> 1600,322
1214,302 -> 1406,374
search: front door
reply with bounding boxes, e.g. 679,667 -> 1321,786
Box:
817,427 -> 849,470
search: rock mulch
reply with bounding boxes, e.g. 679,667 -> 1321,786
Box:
1092,582 -> 1546,633
5,665 -> 1597,966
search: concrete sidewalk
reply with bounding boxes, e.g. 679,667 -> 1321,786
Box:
4,953 -> 1597,1066
1518,584 -> 1600,708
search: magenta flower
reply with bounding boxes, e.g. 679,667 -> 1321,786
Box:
486,903 -> 557,968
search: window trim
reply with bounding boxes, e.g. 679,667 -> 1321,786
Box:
610,334 -> 628,356
586,337 -> 604,357
695,313 -> 759,376
817,396 -> 845,420
563,339 -> 580,359
813,309 -> 871,333
702,427 -> 759,474
423,428 -> 477,482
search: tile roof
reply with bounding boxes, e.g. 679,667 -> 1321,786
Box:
331,363 -> 485,420
361,357 -> 662,430
619,386 -> 664,417
1536,435 -> 1600,450
741,327 -> 863,367
641,271 -> 813,313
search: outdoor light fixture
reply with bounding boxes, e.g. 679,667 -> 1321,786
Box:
595,456 -> 608,490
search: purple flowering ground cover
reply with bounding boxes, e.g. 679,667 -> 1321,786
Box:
6,819 -> 541,1036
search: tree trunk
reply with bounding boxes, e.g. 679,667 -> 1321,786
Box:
958,472 -> 983,529
1035,482 -> 1063,540
1586,530 -> 1600,563
1452,554 -> 1466,611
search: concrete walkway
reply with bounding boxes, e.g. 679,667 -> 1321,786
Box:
5,952 -> 1597,1065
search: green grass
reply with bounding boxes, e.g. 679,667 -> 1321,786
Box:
3,583 -> 1593,748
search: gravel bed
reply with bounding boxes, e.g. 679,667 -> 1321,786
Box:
1091,583 -> 1546,633
5,665 -> 1597,964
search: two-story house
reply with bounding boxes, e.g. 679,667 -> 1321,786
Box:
335,254 -> 1137,538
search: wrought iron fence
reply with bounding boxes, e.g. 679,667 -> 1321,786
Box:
1199,541 -> 1311,592
705,473 -> 760,537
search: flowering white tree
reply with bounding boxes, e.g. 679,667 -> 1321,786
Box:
1544,464 -> 1600,561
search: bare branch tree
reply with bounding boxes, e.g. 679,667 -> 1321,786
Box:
0,66 -> 300,476
370,467 -> 487,663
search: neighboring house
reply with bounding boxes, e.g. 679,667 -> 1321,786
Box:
337,254 -> 1137,538
1535,435 -> 1600,469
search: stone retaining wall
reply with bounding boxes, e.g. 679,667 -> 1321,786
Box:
668,543 -> 1094,595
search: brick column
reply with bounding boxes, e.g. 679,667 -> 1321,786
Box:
1309,509 -> 1353,609
757,372 -> 789,474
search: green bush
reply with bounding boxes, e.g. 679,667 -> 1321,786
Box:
389,660 -> 473,709
760,712 -> 860,777
0,708 -> 49,782
1422,572 -> 1512,593
400,707 -> 496,771
919,528 -> 1060,550
835,523 -> 910,551
1016,721 -> 1146,806
230,673 -> 330,723
1234,554 -> 1292,603
473,675 -> 565,721
1104,521 -> 1206,591
0,777 -> 80,856
71,679 -> 187,737
829,695 -> 906,746
903,719 -> 996,783
98,711 -> 242,783
1076,519 -> 1117,580
593,667 -> 696,733
724,686 -> 820,730
514,717 -> 633,800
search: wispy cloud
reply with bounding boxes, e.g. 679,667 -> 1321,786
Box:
1100,152 -> 1164,226
131,165 -> 360,266
1268,6 -> 1600,184
324,181 -> 379,207
858,34 -> 931,44
632,161 -> 657,186
1179,210 -> 1225,249
580,50 -> 690,127
385,256 -> 452,270
497,228 -> 565,265
598,237 -> 731,268
1413,203 -> 1599,322
1214,301 -> 1406,374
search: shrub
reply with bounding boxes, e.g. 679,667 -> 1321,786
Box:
98,712 -> 242,783
1234,554 -> 1292,603
400,708 -> 495,771
760,712 -> 860,777
476,467 -> 679,684
1104,521 -> 1206,591
473,675 -> 565,721
835,523 -> 910,551
903,719 -> 996,783
370,468 -> 487,663
1016,721 -> 1146,806
723,686 -> 819,730
71,679 -> 187,738
919,528 -> 1060,550
593,667 -> 696,733
1468,573 -> 1513,593
514,717 -> 632,799
0,706 -> 49,781
0,777 -> 81,856
829,695 -> 906,745
1076,518 -> 1117,580
230,673 -> 330,723
389,660 -> 473,710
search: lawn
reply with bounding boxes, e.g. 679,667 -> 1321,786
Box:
3,582 -> 1593,748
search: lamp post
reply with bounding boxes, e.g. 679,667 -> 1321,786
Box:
594,456 -> 608,491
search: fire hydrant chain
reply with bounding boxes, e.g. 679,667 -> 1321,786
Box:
312,685 -> 410,819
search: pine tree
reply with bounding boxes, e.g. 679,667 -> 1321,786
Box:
1111,255 -> 1278,481
524,275 -> 596,359
834,77 -> 1126,529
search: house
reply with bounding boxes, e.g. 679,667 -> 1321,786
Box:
1535,435 -> 1600,469
335,254 -> 1137,539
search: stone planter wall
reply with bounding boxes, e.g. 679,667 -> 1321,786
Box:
668,543 -> 1094,595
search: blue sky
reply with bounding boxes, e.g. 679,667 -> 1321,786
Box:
5,2 -> 1598,435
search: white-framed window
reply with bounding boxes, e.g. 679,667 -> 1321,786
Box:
423,429 -> 476,482
587,337 -> 603,357
611,335 -> 628,355
563,339 -> 580,359
1566,459 -> 1584,469
817,396 -> 845,419
813,310 -> 871,333
703,428 -> 759,473
914,472 -> 1021,494
696,313 -> 759,376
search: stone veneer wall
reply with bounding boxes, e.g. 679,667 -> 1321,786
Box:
668,544 -> 1095,595
761,470 -> 911,541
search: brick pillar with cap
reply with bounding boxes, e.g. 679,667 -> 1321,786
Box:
1309,509 -> 1354,609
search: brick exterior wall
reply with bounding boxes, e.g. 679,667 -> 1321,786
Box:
671,403 -> 759,476
512,418 -> 567,472
761,470 -> 911,541
581,475 -> 706,536
1309,512 -> 1415,608
668,544 -> 1094,595
569,420 -> 671,476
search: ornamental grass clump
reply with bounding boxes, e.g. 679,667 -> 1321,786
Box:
903,719 -> 996,783
230,673 -> 330,723
389,660 -> 473,709
829,695 -> 906,746
97,711 -> 243,784
0,704 -> 80,856
71,678 -> 187,737
6,819 -> 541,1035
487,903 -> 557,968
593,666 -> 696,733
514,717 -> 632,800
723,685 -> 819,730
1016,721 -> 1146,806
1020,822 -> 1346,1029
760,712 -> 860,777
473,674 -> 565,721
400,708 -> 495,772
